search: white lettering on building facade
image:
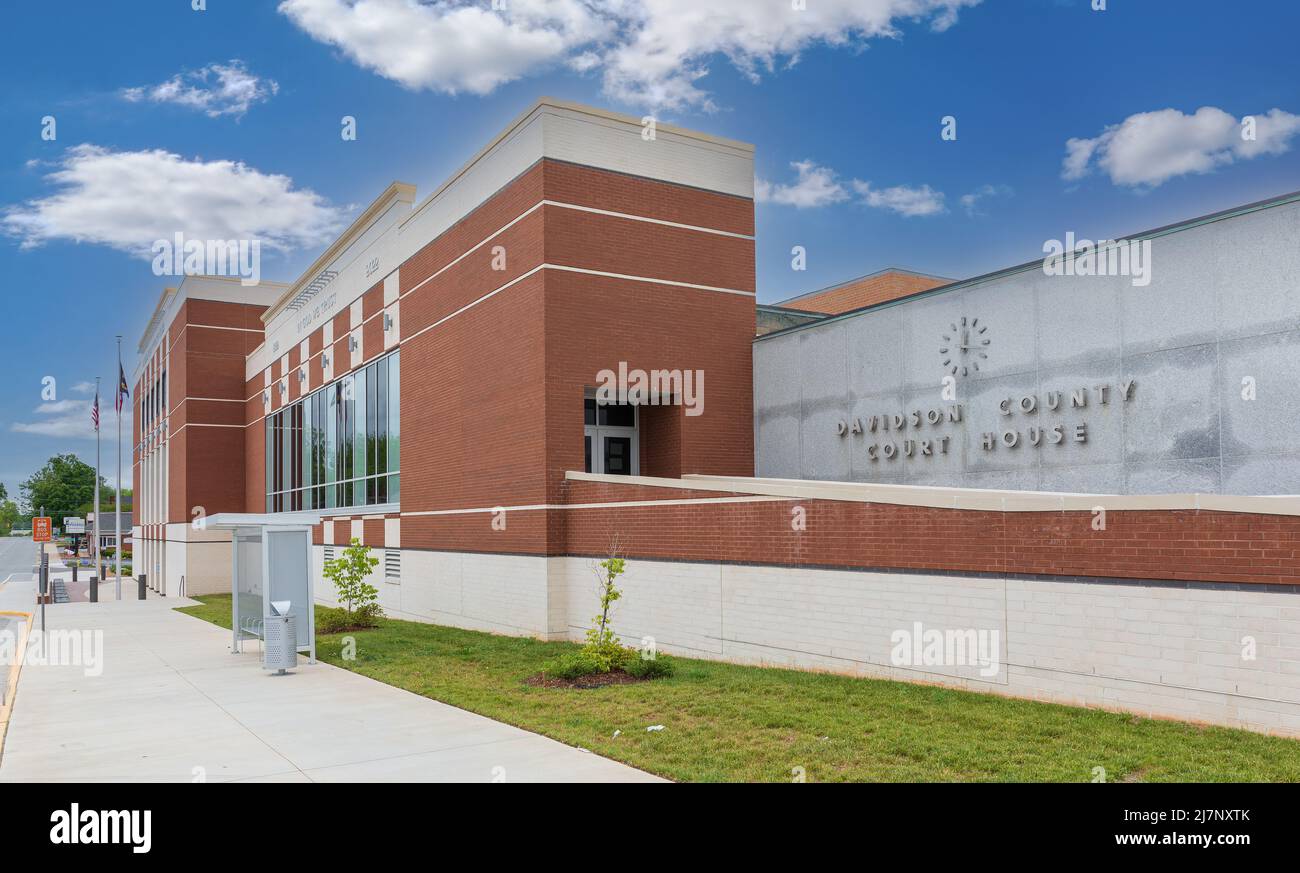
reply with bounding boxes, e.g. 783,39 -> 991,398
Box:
834,380 -> 1136,462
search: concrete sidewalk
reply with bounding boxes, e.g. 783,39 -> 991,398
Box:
0,585 -> 661,783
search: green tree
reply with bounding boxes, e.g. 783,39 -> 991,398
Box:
321,538 -> 382,624
77,485 -> 133,518
579,541 -> 629,672
20,454 -> 101,527
0,499 -> 18,537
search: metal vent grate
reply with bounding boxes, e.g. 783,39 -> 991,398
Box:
384,548 -> 400,582
284,270 -> 338,312
323,545 -> 334,562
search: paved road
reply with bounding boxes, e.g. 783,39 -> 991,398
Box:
0,595 -> 663,783
0,614 -> 21,709
0,536 -> 39,584
0,538 -> 36,726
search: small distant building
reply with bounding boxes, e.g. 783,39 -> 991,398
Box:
756,268 -> 952,336
771,267 -> 951,316
87,511 -> 133,555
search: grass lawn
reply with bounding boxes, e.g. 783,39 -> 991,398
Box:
177,594 -> 1300,782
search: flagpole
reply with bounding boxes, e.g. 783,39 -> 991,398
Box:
115,334 -> 123,600
94,376 -> 101,585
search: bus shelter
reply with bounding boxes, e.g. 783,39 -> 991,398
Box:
205,513 -> 321,664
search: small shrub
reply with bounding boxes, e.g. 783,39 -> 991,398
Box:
625,653 -> 675,679
541,651 -> 608,680
322,538 -> 382,625
316,604 -> 380,633
354,601 -> 383,624
316,606 -> 352,634
583,638 -> 632,673
541,647 -> 672,681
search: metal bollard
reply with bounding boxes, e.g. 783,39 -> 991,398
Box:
138,573 -> 147,600
72,563 -> 78,583
90,575 -> 98,603
38,560 -> 47,633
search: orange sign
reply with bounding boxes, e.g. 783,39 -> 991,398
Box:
33,517 -> 52,542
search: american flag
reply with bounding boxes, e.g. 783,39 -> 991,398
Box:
91,386 -> 100,430
115,363 -> 129,414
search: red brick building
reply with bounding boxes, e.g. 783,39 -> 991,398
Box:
775,267 -> 950,315
133,98 -> 756,600
132,99 -> 1300,736
754,268 -> 950,335
133,276 -> 289,595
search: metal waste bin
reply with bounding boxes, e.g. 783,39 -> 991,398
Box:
263,600 -> 297,674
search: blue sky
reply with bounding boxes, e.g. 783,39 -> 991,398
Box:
1,0 -> 1298,504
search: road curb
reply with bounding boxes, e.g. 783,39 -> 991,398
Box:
0,610 -> 34,763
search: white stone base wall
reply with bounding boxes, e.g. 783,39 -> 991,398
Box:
161,524 -> 234,598
549,556 -> 1300,737
338,548 -> 1300,737
311,546 -> 556,638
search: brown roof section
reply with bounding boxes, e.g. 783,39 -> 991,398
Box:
776,268 -> 951,315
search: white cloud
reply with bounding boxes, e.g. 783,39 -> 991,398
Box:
71,381 -> 96,395
1061,135 -> 1099,183
122,60 -> 279,118
755,160 -> 848,208
277,0 -> 981,109
601,0 -> 980,109
758,160 -> 947,217
1062,106 -> 1300,188
959,183 -> 1012,216
277,0 -> 611,96
11,399 -> 96,440
35,400 -> 86,413
4,145 -> 346,256
853,180 -> 946,216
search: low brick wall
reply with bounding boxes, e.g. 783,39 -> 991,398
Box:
559,479 -> 1300,587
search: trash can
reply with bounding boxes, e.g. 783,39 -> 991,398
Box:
263,600 -> 297,675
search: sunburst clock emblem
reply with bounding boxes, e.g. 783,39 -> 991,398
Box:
940,316 -> 990,377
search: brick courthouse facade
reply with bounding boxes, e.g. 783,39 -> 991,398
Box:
134,99 -> 1300,736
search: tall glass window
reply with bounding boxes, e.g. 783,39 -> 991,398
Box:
388,352 -> 400,502
264,349 -> 400,512
325,384 -> 337,509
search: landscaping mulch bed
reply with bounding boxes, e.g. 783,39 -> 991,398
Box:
319,623 -> 380,634
525,669 -> 648,689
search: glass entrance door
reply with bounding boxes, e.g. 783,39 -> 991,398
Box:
584,398 -> 638,475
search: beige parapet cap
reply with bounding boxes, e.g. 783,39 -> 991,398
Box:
562,471 -> 1300,516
